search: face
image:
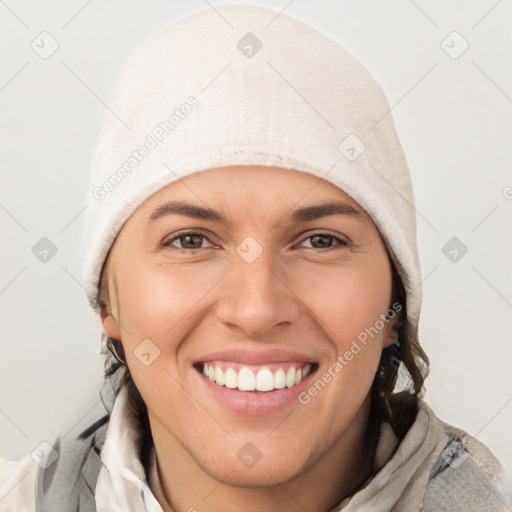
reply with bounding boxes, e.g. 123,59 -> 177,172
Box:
101,165 -> 400,486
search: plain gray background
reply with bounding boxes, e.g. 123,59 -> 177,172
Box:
1,0 -> 511,473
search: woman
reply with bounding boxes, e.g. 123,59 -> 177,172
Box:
1,5 -> 511,511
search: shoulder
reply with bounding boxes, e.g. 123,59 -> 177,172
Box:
0,453 -> 38,512
421,414 -> 512,512
0,413 -> 109,512
1,377 -> 119,512
34,414 -> 110,512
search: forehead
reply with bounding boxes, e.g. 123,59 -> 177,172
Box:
138,165 -> 365,216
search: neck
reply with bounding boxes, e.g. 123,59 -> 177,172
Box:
149,395 -> 379,512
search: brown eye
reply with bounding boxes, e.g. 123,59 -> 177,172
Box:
163,232 -> 213,250
300,233 -> 347,250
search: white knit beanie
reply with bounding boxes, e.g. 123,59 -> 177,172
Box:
82,5 -> 423,360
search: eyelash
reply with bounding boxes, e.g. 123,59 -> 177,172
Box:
162,230 -> 348,252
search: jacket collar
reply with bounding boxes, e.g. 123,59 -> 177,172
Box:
96,385 -> 163,511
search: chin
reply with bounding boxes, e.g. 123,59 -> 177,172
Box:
194,444 -> 312,488
207,460 -> 305,488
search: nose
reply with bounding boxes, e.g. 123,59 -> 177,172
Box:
214,245 -> 302,338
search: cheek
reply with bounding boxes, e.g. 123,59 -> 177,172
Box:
113,259 -> 221,404
112,262 -> 183,385
116,260 -> 195,341
296,260 -> 391,401
115,263 -> 198,430
302,260 -> 392,349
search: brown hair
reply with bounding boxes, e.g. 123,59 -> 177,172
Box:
370,261 -> 430,440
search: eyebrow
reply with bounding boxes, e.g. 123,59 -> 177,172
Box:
149,200 -> 360,225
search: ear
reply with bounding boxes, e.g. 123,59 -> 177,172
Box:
101,309 -> 121,340
382,307 -> 402,349
99,261 -> 122,340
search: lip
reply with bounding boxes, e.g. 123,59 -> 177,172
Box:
195,348 -> 317,366
192,348 -> 318,416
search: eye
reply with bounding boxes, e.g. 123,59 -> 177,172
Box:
298,232 -> 347,250
162,231 -> 214,251
162,230 -> 348,252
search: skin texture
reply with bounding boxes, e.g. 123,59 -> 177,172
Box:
100,165 -> 401,512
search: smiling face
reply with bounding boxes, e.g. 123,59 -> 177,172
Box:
100,165 -> 400,490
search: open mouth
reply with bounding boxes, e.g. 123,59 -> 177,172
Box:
194,361 -> 318,392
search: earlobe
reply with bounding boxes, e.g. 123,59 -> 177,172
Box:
102,313 -> 121,340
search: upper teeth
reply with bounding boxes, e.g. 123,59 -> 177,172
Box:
202,363 -> 312,392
